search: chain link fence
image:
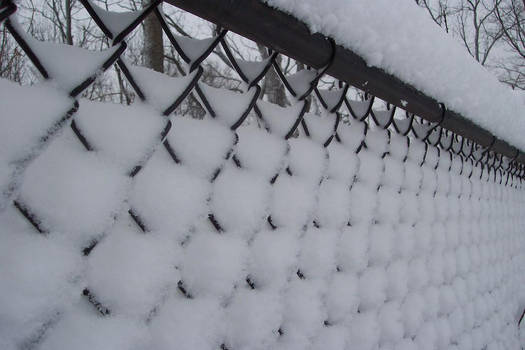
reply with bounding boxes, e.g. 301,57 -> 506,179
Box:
1,0 -> 524,349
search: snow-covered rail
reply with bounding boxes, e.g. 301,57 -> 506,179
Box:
1,0 -> 524,349
169,0 -> 525,166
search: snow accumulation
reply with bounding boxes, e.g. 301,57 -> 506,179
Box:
8,19 -> 121,94
0,79 -> 75,211
261,0 -> 525,151
2,0 -> 525,347
1,72 -> 525,349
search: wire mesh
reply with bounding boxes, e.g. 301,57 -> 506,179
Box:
1,0 -> 525,349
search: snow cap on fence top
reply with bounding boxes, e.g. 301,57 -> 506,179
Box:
262,0 -> 525,150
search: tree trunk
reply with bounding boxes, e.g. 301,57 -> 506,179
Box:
257,44 -> 287,107
142,1 -> 164,73
65,0 -> 73,45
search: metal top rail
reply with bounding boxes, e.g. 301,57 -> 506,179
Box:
168,0 -> 525,165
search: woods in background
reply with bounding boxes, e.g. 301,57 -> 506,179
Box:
415,0 -> 524,90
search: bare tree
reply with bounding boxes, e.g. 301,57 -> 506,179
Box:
416,0 -> 503,65
494,0 -> 524,89
415,0 -> 458,33
0,26 -> 26,82
416,0 -> 525,90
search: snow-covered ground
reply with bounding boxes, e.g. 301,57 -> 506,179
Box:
262,0 -> 525,151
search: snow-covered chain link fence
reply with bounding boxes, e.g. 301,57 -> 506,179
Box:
1,1 -> 525,349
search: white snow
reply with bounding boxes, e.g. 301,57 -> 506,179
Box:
271,175 -> 317,228
337,119 -> 366,153
181,230 -> 247,298
130,152 -> 210,239
83,0 -> 146,39
359,266 -> 388,311
325,271 -> 359,324
256,100 -> 305,138
210,165 -> 270,234
348,182 -> 377,224
199,83 -> 259,128
281,279 -> 326,342
261,0 -> 525,150
74,99 -> 167,169
317,178 -> 351,228
38,305 -> 150,350
337,224 -> 369,274
224,289 -> 282,350
297,227 -> 338,279
0,207 -> 81,349
345,98 -> 373,120
302,112 -> 337,145
126,63 -> 200,113
285,69 -> 317,97
10,20 -> 121,94
248,228 -> 299,290
166,116 -> 236,179
174,35 -> 218,66
287,137 -> 327,182
326,141 -> 358,184
0,79 -> 74,210
235,56 -> 273,84
317,88 -> 346,112
1,50 -> 525,350
349,311 -> 381,350
235,126 -> 288,179
368,224 -> 394,265
149,296 -> 224,350
86,221 -> 179,317
17,130 -> 129,247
